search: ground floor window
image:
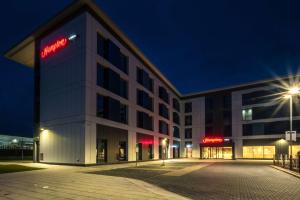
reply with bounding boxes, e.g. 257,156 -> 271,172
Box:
288,145 -> 300,158
243,146 -> 275,159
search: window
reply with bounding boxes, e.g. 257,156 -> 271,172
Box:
224,125 -> 232,137
223,94 -> 231,109
97,95 -> 128,124
97,33 -> 106,57
159,103 -> 169,119
173,126 -> 180,138
242,108 -> 252,121
243,146 -> 275,159
223,110 -> 231,124
119,52 -> 128,74
137,89 -> 153,111
173,98 -> 180,112
136,67 -> 153,92
185,102 -> 192,113
205,97 -> 214,111
159,120 -> 169,135
97,34 -> 128,74
205,126 -> 213,136
185,115 -> 192,126
159,86 -> 169,104
137,111 -> 153,131
205,112 -> 213,124
185,128 -> 192,139
242,88 -> 283,106
97,64 -> 128,99
173,112 -> 180,125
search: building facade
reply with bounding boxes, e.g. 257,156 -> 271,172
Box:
5,0 -> 300,164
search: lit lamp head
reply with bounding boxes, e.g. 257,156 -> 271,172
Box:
288,87 -> 300,95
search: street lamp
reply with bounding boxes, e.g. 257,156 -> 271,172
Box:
283,86 -> 300,169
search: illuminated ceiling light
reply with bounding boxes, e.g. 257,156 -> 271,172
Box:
288,87 -> 300,95
40,128 -> 44,131
68,34 -> 77,41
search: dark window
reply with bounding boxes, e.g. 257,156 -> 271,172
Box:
173,112 -> 180,125
185,128 -> 192,139
185,102 -> 192,113
205,112 -> 213,124
136,67 -> 153,92
97,64 -> 128,99
119,52 -> 128,74
205,126 -> 213,135
223,110 -> 231,124
137,89 -> 153,111
205,97 -> 214,111
137,111 -> 153,131
159,86 -> 169,104
159,103 -> 169,119
223,94 -> 231,109
224,125 -> 232,137
97,95 -> 128,124
97,33 -> 107,57
173,126 -> 180,138
185,115 -> 192,126
242,120 -> 300,136
173,98 -> 180,112
242,88 -> 283,106
159,120 -> 169,135
97,34 -> 128,74
251,103 -> 300,120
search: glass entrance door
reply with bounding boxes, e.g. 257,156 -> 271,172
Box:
97,139 -> 107,164
202,147 -> 232,159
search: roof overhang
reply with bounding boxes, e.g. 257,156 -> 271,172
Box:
3,0 -> 181,96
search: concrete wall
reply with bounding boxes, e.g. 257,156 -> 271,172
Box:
39,13 -> 87,164
84,12 -> 181,163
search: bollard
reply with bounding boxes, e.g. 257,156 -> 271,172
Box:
273,155 -> 275,165
290,155 -> 293,170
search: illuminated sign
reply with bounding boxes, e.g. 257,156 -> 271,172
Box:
40,37 -> 68,59
202,137 -> 224,144
40,34 -> 77,59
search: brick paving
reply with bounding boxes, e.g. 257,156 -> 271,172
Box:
0,160 -> 300,200
0,161 -> 188,200
94,160 -> 300,200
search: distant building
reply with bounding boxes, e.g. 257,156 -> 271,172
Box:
0,134 -> 33,160
0,134 -> 33,149
4,0 -> 300,164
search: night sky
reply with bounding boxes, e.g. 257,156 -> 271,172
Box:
1,0 -> 300,137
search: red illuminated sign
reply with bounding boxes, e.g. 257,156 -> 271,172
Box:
202,137 -> 224,144
40,37 -> 68,59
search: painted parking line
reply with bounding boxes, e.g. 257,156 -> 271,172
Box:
163,163 -> 214,177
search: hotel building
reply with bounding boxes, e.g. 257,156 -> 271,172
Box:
4,0 -> 300,165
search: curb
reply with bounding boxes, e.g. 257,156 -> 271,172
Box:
270,165 -> 300,179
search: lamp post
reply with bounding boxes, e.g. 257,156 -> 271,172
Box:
283,86 -> 299,169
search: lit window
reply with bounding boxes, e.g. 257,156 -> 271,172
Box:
242,108 -> 252,121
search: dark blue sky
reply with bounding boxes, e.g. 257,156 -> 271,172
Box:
1,0 -> 300,137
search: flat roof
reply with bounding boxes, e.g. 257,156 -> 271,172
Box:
182,74 -> 300,99
4,0 -> 181,96
4,0 -> 299,100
